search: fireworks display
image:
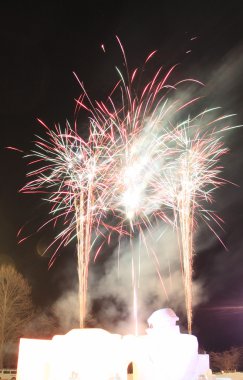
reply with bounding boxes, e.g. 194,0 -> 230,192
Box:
163,115 -> 230,333
20,119 -> 121,327
19,38 -> 234,332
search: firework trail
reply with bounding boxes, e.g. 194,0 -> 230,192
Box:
19,37 -> 235,332
161,113 -> 231,333
20,120 -> 119,328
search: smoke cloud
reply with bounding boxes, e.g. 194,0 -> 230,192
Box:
87,222 -> 208,334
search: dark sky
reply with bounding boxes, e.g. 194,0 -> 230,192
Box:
1,1 -> 243,352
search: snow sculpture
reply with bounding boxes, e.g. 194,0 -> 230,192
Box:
16,308 -> 211,380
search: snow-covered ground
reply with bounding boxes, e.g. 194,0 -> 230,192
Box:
213,373 -> 243,380
127,373 -> 243,379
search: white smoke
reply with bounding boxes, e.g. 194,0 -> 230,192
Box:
88,222 -> 207,333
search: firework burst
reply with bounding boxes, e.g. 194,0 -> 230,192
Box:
20,119 -> 120,327
18,38 -> 236,332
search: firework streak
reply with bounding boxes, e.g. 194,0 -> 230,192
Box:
19,38 -> 234,332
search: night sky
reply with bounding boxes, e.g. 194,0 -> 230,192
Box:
1,2 -> 243,352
